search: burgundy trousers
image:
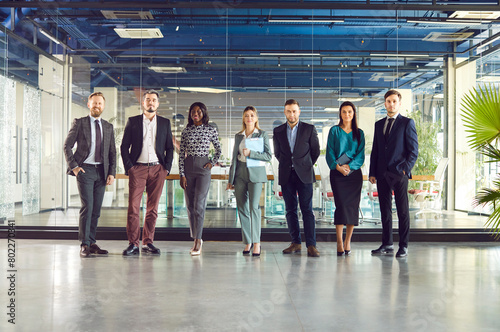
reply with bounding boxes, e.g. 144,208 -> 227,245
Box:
126,164 -> 167,246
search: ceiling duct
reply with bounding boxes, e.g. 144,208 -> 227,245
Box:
423,32 -> 473,42
101,10 -> 154,20
114,28 -> 163,39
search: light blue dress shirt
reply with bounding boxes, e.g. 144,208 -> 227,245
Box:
286,121 -> 299,153
83,115 -> 104,165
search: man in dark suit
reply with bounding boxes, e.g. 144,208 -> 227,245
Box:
64,92 -> 116,257
121,90 -> 174,256
273,99 -> 321,257
369,89 -> 419,257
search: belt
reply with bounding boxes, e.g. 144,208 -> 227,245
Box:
137,162 -> 160,166
82,163 -> 103,168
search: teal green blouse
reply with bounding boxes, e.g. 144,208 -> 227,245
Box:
325,125 -> 365,171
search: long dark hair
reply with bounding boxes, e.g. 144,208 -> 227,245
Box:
338,101 -> 361,144
187,102 -> 209,126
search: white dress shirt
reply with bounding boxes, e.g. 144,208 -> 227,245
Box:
383,113 -> 399,135
237,128 -> 259,162
83,115 -> 103,165
137,114 -> 159,163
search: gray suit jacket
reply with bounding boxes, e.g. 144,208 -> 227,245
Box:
228,130 -> 271,184
63,116 -> 117,180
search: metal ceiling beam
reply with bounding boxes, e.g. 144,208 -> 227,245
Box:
69,62 -> 441,73
71,48 -> 450,57
2,26 -> 65,66
0,1 -> 499,11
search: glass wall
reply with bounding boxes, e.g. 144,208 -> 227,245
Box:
3,4 -> 487,231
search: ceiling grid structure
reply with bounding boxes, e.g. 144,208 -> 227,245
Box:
1,0 -> 500,134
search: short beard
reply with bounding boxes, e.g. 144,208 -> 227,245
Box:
146,108 -> 156,113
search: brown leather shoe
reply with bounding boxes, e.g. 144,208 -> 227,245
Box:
80,245 -> 90,257
307,245 -> 320,257
89,243 -> 108,255
282,243 -> 302,254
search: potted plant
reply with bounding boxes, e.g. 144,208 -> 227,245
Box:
461,84 -> 500,239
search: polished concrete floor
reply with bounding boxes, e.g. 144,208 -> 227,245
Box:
1,240 -> 499,332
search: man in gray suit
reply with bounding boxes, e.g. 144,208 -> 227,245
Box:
64,92 -> 116,257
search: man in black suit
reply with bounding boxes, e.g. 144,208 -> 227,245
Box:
121,90 -> 174,256
369,90 -> 419,257
273,99 -> 321,257
64,92 -> 116,257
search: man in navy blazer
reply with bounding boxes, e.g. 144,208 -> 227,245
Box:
64,92 -> 116,257
121,90 -> 174,256
369,90 -> 418,257
274,99 -> 321,257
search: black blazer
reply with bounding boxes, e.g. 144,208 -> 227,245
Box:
369,114 -> 419,179
120,114 -> 174,175
273,121 -> 320,185
63,116 -> 116,180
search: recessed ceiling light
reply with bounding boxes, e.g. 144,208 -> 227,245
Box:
449,11 -> 500,20
40,30 -> 60,44
268,19 -> 344,23
168,87 -> 234,94
114,28 -> 163,39
260,52 -> 320,56
338,98 -> 363,102
370,53 -> 429,57
150,67 -> 186,73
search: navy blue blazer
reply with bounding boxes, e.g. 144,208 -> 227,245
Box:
121,114 -> 174,175
273,121 -> 320,185
369,114 -> 418,179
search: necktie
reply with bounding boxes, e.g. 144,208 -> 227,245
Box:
95,120 -> 102,163
385,118 -> 394,142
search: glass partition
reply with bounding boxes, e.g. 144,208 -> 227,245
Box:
1,3 -> 479,232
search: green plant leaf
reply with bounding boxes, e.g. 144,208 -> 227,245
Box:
460,84 -> 500,150
479,143 -> 500,163
474,179 -> 500,239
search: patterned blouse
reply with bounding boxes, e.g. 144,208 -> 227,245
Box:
179,124 -> 221,176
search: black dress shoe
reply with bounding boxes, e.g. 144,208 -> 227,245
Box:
337,251 -> 345,256
252,247 -> 261,257
123,244 -> 139,256
89,243 -> 108,255
243,244 -> 253,255
80,245 -> 90,257
371,244 -> 394,255
142,243 -> 161,255
396,247 -> 408,257
344,250 -> 351,256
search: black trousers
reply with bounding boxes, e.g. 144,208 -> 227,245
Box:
76,164 -> 106,246
376,172 -> 410,248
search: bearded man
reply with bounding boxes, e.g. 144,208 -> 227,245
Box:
64,91 -> 116,257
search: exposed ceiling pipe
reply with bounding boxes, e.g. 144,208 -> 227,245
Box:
1,7 -> 31,31
1,1 -> 500,11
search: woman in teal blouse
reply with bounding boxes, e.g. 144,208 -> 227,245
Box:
326,101 -> 365,256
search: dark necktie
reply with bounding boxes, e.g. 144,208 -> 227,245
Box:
385,118 -> 394,141
95,120 -> 102,163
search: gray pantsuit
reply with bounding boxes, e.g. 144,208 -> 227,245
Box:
228,129 -> 272,245
234,162 -> 263,244
184,156 -> 212,239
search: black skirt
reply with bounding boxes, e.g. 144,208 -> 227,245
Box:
330,168 -> 363,226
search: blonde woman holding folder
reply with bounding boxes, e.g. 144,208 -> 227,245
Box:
227,106 -> 271,256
